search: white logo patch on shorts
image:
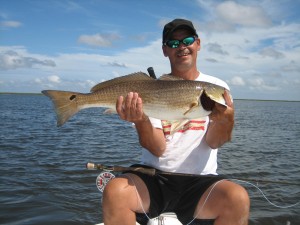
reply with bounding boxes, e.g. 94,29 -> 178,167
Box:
96,172 -> 115,192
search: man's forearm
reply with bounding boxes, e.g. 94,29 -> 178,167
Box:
205,118 -> 234,149
135,118 -> 166,157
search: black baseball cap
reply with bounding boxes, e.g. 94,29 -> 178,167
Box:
162,18 -> 198,44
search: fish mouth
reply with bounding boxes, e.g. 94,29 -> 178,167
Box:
200,91 -> 215,111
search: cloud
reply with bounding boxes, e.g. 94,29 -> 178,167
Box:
0,50 -> 56,70
64,1 -> 86,12
228,75 -> 280,91
47,75 -> 61,83
205,58 -> 218,63
158,18 -> 171,29
106,61 -> 128,68
281,60 -> 300,72
248,77 -> 280,91
259,47 -> 284,59
216,1 -> 272,27
0,20 -> 22,28
229,76 -> 246,86
205,43 -> 229,55
34,78 -> 42,84
78,33 -> 120,47
195,1 -> 272,33
85,79 -> 96,87
198,20 -> 235,33
32,75 -> 96,91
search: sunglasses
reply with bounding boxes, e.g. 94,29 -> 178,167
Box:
164,36 -> 197,48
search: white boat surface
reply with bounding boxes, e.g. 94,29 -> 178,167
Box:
96,212 -> 183,225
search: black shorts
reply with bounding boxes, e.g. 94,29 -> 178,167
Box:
127,164 -> 225,225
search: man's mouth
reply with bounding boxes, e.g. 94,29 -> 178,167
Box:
177,51 -> 190,57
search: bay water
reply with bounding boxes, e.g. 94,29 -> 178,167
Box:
0,94 -> 299,225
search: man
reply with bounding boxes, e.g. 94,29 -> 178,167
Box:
102,18 -> 250,225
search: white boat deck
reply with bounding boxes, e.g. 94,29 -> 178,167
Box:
97,212 -> 183,225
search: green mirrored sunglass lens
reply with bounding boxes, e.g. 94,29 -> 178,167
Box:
166,37 -> 195,48
183,37 -> 195,45
167,40 -> 179,48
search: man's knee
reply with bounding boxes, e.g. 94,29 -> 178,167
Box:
102,178 -> 127,205
212,181 -> 250,224
230,184 -> 249,205
224,182 -> 250,214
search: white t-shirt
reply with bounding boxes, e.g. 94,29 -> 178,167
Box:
141,72 -> 230,175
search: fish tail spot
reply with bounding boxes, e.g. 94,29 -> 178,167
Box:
69,95 -> 76,101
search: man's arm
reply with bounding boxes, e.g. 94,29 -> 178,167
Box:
116,92 -> 166,157
205,90 -> 234,149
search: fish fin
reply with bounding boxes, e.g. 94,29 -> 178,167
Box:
42,90 -> 81,127
170,119 -> 189,135
103,108 -> 117,114
159,74 -> 184,80
90,72 -> 152,92
183,101 -> 199,116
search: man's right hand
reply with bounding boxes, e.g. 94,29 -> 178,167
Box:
116,92 -> 166,156
116,92 -> 148,123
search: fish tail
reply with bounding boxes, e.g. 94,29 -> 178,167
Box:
42,90 -> 81,126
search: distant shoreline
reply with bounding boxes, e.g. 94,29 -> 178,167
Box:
0,92 -> 42,96
1,92 -> 299,102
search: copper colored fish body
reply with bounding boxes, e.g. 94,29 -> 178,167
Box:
42,72 -> 226,127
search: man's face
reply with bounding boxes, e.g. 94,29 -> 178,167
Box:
163,29 -> 200,72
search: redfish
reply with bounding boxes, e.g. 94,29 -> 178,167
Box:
42,72 -> 226,127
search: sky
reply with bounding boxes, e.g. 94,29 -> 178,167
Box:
0,0 -> 300,101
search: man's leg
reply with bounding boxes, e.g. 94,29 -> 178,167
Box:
194,180 -> 250,225
102,174 -> 150,225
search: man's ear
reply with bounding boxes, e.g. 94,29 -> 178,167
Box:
197,38 -> 201,51
162,45 -> 168,57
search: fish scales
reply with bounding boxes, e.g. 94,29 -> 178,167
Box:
92,80 -> 201,107
71,81 -> 198,110
42,72 -> 226,127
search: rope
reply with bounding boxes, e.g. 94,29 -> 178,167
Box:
123,174 -> 152,222
186,179 -> 224,225
231,179 -> 300,209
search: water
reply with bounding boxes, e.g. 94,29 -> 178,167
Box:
0,94 -> 299,225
